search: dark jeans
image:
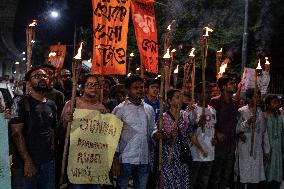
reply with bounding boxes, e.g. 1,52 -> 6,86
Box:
68,184 -> 102,189
11,159 -> 55,189
258,181 -> 281,189
239,183 -> 259,189
208,151 -> 235,189
117,163 -> 150,189
191,161 -> 213,189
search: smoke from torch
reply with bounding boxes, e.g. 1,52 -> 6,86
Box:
74,42 -> 83,60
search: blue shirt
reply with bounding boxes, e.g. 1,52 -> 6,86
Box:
143,96 -> 160,123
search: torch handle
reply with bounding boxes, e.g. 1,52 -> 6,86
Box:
59,59 -> 82,186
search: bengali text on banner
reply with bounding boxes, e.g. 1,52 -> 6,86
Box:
131,0 -> 158,73
67,109 -> 123,185
92,0 -> 131,75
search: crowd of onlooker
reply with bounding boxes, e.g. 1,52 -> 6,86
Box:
0,64 -> 284,189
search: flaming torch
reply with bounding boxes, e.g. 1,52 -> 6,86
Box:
128,52 -> 135,74
189,48 -> 196,100
250,59 -> 262,157
26,20 -> 37,72
216,48 -> 223,79
173,65 -> 179,88
201,26 -> 213,132
60,42 -> 84,186
264,57 -> 270,72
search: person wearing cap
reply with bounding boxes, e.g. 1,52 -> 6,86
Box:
144,78 -> 160,123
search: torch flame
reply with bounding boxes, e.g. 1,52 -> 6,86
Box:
217,48 -> 223,53
29,20 -> 37,27
163,48 -> 171,59
130,52 -> 134,57
174,65 -> 179,74
74,42 -> 83,60
48,52 -> 56,57
203,26 -> 214,37
265,57 -> 270,65
136,67 -> 140,71
256,59 -> 262,70
155,75 -> 161,79
189,48 -> 196,57
88,58 -> 92,63
167,25 -> 171,31
218,63 -> 227,74
127,73 -> 132,77
171,49 -> 177,53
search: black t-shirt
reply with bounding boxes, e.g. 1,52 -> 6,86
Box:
10,95 -> 57,165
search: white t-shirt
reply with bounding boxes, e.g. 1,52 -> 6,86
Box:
190,105 -> 216,162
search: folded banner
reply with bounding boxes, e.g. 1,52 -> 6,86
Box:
131,0 -> 158,73
92,0 -> 131,75
67,109 -> 123,184
48,44 -> 66,71
0,113 -> 11,189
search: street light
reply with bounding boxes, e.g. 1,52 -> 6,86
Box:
50,10 -> 59,18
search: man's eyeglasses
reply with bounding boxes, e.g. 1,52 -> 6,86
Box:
85,82 -> 101,89
31,74 -> 48,80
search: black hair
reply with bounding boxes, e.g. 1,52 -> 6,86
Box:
281,95 -> 284,107
124,74 -> 144,89
110,84 -> 126,98
25,66 -> 43,81
195,81 -> 211,94
39,64 -> 56,72
245,88 -> 261,100
217,76 -> 233,92
265,95 -> 279,106
145,78 -> 160,88
82,73 -> 100,88
166,89 -> 180,108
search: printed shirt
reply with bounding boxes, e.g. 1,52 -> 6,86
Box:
189,105 -> 216,162
112,98 -> 156,165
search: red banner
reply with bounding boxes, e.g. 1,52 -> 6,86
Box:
48,44 -> 66,71
92,0 -> 131,75
131,0 -> 158,73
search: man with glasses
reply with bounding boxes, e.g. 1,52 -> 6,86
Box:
10,67 -> 57,189
61,73 -> 106,189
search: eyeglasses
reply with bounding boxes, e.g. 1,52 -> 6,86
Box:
31,74 -> 48,80
85,82 -> 101,89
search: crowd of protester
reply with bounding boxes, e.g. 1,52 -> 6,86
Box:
1,64 -> 284,189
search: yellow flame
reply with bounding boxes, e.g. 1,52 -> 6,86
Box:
256,59 -> 262,70
48,52 -> 56,57
15,61 -> 20,65
265,57 -> 270,65
29,20 -> 37,27
218,63 -> 228,74
167,24 -> 171,31
217,48 -> 223,53
74,42 -> 83,60
203,26 -> 214,37
155,75 -> 161,79
189,48 -> 196,57
88,58 -> 92,63
130,52 -> 134,57
127,73 -> 132,77
136,67 -> 140,71
174,65 -> 179,74
171,49 -> 176,53
163,48 -> 171,59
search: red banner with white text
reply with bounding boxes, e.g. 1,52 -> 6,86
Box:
92,0 -> 131,75
131,0 -> 158,73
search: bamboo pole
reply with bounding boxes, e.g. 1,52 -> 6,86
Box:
59,43 -> 83,186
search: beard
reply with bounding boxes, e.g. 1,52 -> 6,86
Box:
32,80 -> 49,92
